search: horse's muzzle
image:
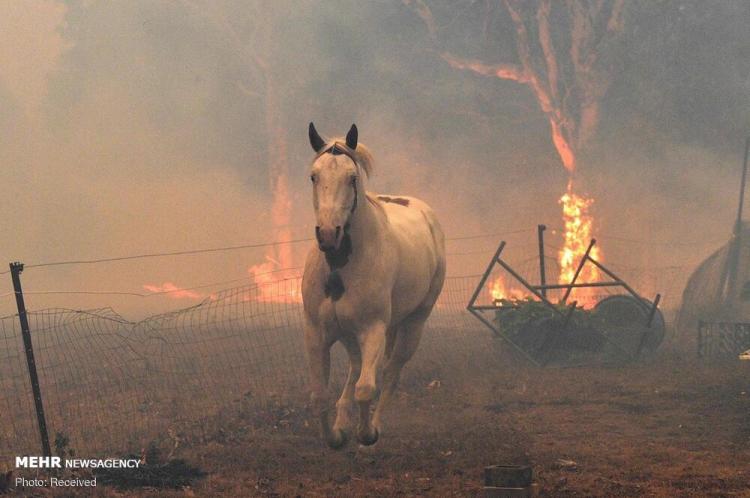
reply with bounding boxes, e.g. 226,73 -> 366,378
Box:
316,225 -> 342,252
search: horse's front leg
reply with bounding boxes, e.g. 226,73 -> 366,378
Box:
304,319 -> 343,448
373,307 -> 429,432
355,321 -> 386,446
332,334 -> 361,445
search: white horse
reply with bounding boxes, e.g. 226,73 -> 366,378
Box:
302,123 -> 446,448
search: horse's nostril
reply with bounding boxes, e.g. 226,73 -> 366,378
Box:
335,226 -> 341,237
315,226 -> 322,242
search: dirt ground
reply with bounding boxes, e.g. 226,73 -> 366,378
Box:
16,344 -> 744,498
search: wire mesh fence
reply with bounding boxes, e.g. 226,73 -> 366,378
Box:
697,321 -> 750,358
0,240 -> 690,463
0,273 -> 487,462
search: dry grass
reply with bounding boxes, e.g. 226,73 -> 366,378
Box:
11,343 -> 747,497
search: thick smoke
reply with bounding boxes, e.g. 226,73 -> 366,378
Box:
0,0 -> 748,318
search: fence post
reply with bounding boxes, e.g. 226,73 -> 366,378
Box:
10,262 -> 51,457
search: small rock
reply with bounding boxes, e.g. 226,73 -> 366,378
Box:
554,459 -> 578,471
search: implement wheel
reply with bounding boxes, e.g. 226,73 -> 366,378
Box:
594,295 -> 665,353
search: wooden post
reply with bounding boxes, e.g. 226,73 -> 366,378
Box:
10,262 -> 51,457
537,225 -> 547,298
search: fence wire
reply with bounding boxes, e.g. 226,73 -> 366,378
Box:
697,321 -> 750,358
0,256 -> 687,461
0,274 -> 489,461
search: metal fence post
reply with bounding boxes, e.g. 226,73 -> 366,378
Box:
10,262 -> 51,457
537,224 -> 547,298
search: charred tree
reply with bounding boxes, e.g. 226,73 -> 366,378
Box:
410,0 -> 625,173
408,0 -> 626,299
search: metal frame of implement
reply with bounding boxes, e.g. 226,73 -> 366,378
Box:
467,232 -> 662,366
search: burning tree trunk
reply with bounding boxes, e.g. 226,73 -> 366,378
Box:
265,73 -> 293,274
182,1 -> 295,278
252,6 -> 293,276
409,0 -> 625,304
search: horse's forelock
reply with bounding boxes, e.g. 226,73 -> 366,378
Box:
314,139 -> 373,178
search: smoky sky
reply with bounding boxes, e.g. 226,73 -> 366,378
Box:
0,0 -> 749,317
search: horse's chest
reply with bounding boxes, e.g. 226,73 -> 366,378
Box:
304,249 -> 391,334
316,277 -> 386,334
323,272 -> 346,301
317,290 -> 364,331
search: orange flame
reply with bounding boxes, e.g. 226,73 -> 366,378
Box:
141,169 -> 298,304
246,257 -> 301,303
270,173 -> 294,272
253,168 -> 300,303
142,282 -> 204,300
558,180 -> 603,307
488,275 -> 526,304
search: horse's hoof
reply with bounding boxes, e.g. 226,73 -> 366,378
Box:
327,429 -> 348,449
357,428 -> 379,446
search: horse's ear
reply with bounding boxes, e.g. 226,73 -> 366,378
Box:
346,124 -> 358,150
309,122 -> 325,152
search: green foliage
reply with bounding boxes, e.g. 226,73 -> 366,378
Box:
494,298 -> 553,333
494,298 -> 608,353
495,299 -> 599,364
493,298 -> 601,334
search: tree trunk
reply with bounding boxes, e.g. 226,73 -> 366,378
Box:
265,69 -> 293,271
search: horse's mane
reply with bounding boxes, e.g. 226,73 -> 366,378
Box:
324,138 -> 374,178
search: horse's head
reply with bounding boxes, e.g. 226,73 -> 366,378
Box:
308,122 -> 364,253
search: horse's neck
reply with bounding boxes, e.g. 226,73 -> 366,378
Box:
347,192 -> 384,259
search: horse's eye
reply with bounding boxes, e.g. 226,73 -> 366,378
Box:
310,174 -> 316,183
351,176 -> 357,186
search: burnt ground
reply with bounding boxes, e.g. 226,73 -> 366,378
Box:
17,348 -> 750,497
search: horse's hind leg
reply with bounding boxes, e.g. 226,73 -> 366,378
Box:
332,334 -> 361,446
372,305 -> 431,432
